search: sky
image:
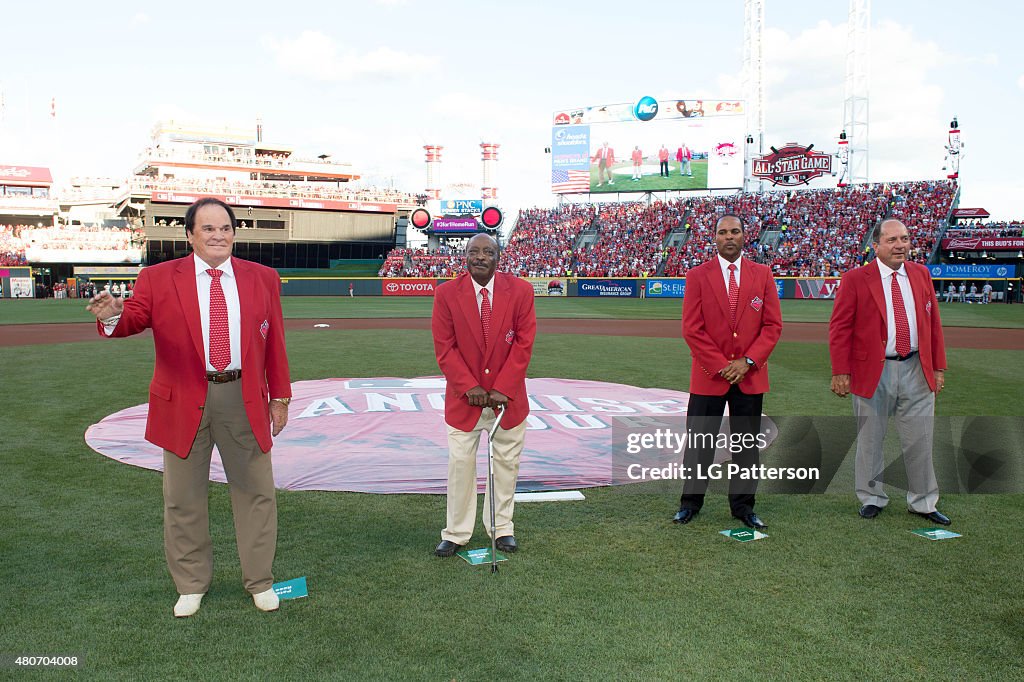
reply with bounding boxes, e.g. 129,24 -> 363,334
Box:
1,0 -> 1021,219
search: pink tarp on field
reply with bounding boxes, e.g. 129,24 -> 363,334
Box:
85,377 -> 765,494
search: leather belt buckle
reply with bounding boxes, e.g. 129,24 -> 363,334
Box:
206,369 -> 241,383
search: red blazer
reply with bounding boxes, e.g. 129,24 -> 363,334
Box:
98,255 -> 291,458
432,272 -> 537,431
829,259 -> 946,398
682,257 -> 782,395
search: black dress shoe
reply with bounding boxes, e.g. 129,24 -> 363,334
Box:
859,504 -> 883,519
434,540 -> 464,557
736,513 -> 767,530
910,509 -> 951,526
672,508 -> 697,524
495,536 -> 518,553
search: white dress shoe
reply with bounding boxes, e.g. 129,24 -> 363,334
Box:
173,593 -> 204,618
252,588 -> 280,612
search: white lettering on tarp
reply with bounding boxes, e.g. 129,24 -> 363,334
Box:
543,395 -> 583,412
527,395 -> 548,411
296,397 -> 355,418
427,393 -> 446,410
577,397 -> 637,413
627,400 -> 686,414
551,414 -> 608,429
525,415 -> 551,430
365,392 -> 421,412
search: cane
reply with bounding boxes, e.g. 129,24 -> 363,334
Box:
487,405 -> 505,574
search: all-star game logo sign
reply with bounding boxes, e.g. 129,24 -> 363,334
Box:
751,142 -> 832,186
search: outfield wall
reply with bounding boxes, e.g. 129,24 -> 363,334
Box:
280,271 -> 1020,299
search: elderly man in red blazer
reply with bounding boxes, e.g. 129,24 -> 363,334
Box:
87,198 -> 292,617
432,233 -> 537,557
674,214 -> 782,529
829,218 -> 950,525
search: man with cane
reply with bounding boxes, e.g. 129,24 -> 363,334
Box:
431,233 -> 537,558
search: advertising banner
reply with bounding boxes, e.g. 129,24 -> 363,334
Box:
527,277 -> 566,296
928,264 -> 1016,279
550,126 -> 592,194
577,279 -> 639,297
432,218 -> 478,233
646,278 -> 686,298
382,278 -> 437,296
440,199 -> 483,215
941,237 -> 1024,251
151,192 -> 397,214
751,143 -> 832,186
793,278 -> 841,300
10,277 -> 33,298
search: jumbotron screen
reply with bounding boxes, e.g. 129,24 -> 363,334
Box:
550,98 -> 745,194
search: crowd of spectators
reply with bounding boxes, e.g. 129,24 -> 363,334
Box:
378,244 -> 466,277
1,224 -> 28,265
0,224 -> 145,260
503,205 -> 595,277
376,180 -> 960,280
945,221 -> 1024,238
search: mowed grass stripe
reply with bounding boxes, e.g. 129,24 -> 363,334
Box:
1,331 -> 1021,678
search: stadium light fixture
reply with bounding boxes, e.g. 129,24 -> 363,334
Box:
410,208 -> 431,230
480,206 -> 503,230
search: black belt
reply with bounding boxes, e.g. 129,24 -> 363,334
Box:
885,351 -> 918,362
206,369 -> 242,383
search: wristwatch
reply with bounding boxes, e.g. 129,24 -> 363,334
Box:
744,357 -> 756,368
272,398 -> 291,406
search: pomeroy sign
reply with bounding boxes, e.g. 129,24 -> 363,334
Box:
751,143 -> 832,186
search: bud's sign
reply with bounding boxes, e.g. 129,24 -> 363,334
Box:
752,143 -> 832,186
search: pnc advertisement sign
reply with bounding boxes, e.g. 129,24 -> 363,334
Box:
752,143 -> 832,186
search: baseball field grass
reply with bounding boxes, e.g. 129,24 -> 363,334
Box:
1,298 -> 1022,680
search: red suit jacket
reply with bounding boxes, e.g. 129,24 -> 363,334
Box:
592,147 -> 615,165
682,257 -> 782,395
97,255 -> 291,458
829,259 -> 946,398
432,272 -> 536,431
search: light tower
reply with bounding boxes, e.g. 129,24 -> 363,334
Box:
742,0 -> 765,193
842,0 -> 870,184
480,142 -> 499,207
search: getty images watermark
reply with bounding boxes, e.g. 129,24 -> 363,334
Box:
610,415 -> 1024,494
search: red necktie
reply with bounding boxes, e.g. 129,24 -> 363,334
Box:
207,269 -> 230,371
727,263 -> 739,324
480,287 -> 492,348
891,272 -> 911,357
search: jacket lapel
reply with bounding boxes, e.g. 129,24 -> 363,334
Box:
484,273 -> 513,362
456,274 -> 486,355
233,257 -> 253,367
707,261 -> 732,323
867,259 -> 886,325
733,257 -> 755,327
174,254 -> 205,364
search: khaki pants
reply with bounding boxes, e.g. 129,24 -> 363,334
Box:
163,380 -> 277,595
441,408 -> 527,545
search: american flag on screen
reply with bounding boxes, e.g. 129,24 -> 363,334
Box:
551,169 -> 590,193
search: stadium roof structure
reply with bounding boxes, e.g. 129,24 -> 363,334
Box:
0,165 -> 53,187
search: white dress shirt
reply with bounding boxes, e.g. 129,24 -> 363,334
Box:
717,254 -> 741,290
877,260 -> 919,356
194,255 -> 242,372
471,276 -> 495,315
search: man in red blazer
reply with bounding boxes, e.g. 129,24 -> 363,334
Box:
432,233 -> 537,557
829,218 -> 950,525
674,214 -> 782,529
87,198 -> 292,616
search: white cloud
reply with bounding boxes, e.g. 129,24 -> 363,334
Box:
264,31 -> 439,82
1018,74 -> 1024,90
131,12 -> 150,25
